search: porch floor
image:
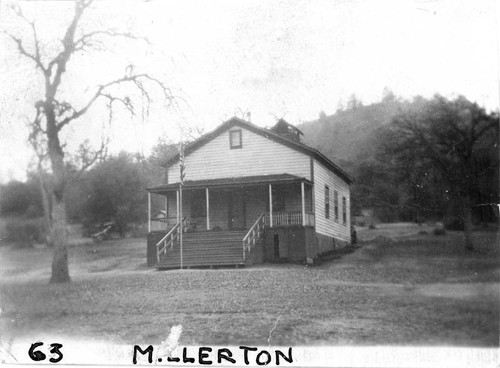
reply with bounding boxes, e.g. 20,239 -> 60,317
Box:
157,230 -> 247,269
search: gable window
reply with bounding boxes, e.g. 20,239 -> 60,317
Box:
229,129 -> 242,149
325,185 -> 330,219
342,196 -> 347,225
334,190 -> 339,222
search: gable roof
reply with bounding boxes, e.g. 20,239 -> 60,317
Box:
163,117 -> 352,184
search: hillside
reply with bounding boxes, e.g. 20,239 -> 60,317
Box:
298,97 -> 404,170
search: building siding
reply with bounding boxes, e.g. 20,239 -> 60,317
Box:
313,159 -> 351,242
280,184 -> 313,213
167,126 -> 311,183
245,187 -> 267,227
166,191 -> 177,219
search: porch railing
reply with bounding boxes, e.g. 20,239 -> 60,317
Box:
242,212 -> 266,261
265,212 -> 315,227
151,217 -> 179,232
156,217 -> 188,263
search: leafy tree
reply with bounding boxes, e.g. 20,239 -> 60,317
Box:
84,153 -> 147,236
0,180 -> 41,216
383,95 -> 498,250
350,160 -> 400,222
2,0 -> 173,282
346,93 -> 363,110
149,137 -> 179,168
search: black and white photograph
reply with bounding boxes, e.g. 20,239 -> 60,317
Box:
0,0 -> 498,366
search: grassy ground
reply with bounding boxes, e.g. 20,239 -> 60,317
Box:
0,223 -> 498,347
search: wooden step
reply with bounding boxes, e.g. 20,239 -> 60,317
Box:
157,230 -> 248,269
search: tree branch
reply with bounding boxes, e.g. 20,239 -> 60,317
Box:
473,117 -> 499,141
56,71 -> 174,131
395,115 -> 455,177
48,0 -> 94,97
74,30 -> 151,52
2,30 -> 47,73
2,4 -> 48,74
75,137 -> 108,173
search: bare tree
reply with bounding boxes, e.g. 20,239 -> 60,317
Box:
27,116 -> 52,246
3,0 -> 174,282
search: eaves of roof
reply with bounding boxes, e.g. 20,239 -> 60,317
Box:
147,173 -> 311,193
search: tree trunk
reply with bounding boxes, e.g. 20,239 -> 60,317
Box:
38,166 -> 52,246
47,106 -> 70,283
463,194 -> 474,251
50,196 -> 70,283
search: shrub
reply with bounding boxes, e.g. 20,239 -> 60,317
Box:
129,223 -> 148,238
84,153 -> 147,235
4,217 -> 45,248
445,217 -> 464,231
433,228 -> 446,236
434,221 -> 446,235
24,204 -> 42,219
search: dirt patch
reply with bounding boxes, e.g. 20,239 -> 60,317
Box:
417,282 -> 499,300
0,228 -> 498,347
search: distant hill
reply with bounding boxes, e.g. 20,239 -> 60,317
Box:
298,97 -> 404,172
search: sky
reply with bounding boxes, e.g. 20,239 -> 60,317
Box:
0,0 -> 498,183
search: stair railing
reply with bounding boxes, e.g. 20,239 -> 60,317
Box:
156,217 -> 188,263
242,212 -> 266,261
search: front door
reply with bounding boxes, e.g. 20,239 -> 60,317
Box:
228,192 -> 246,230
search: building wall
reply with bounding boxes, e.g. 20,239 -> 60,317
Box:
166,191 -> 178,219
244,187 -> 267,226
313,160 -> 351,242
263,227 -> 307,262
279,183 -> 313,213
147,232 -> 166,267
167,126 -> 311,183
208,190 -> 229,230
315,232 -> 349,255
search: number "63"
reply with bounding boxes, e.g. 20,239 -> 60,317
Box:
28,342 -> 63,363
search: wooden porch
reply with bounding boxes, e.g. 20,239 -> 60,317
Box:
150,211 -> 315,232
146,175 -> 315,269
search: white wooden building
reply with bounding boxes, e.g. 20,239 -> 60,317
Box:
146,117 -> 352,268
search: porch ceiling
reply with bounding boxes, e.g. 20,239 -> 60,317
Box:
147,173 -> 312,193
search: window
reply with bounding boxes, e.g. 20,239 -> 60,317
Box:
229,129 -> 242,149
325,185 -> 330,219
342,196 -> 347,225
334,190 -> 339,222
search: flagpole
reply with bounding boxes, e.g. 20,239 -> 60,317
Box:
179,182 -> 183,269
179,140 -> 185,270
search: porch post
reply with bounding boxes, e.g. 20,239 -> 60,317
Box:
206,188 -> 210,230
148,192 -> 151,232
269,184 -> 273,227
176,190 -> 180,223
165,195 -> 168,223
301,182 -> 306,226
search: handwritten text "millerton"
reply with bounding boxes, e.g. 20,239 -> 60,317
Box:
133,346 -> 293,365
